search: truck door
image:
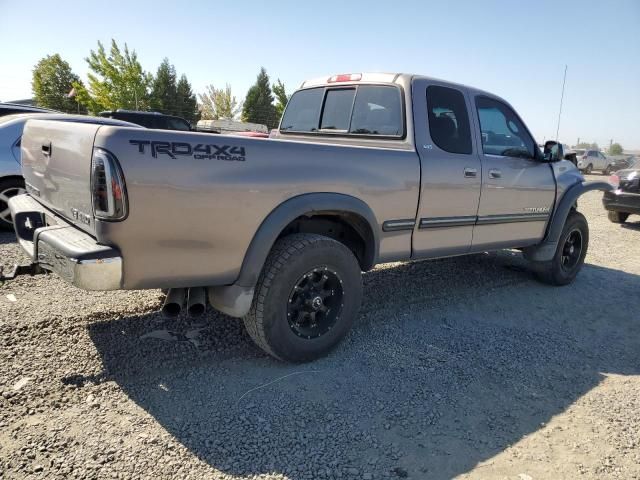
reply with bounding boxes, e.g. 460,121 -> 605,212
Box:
412,79 -> 482,258
471,95 -> 556,250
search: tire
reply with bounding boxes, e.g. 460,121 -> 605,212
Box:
244,233 -> 363,363
603,165 -> 612,176
533,211 -> 589,286
608,210 -> 629,224
585,164 -> 593,174
0,177 -> 26,231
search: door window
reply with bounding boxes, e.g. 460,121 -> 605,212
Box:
426,86 -> 472,154
476,97 -> 535,158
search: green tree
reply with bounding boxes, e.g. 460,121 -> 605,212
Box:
150,58 -> 177,115
609,143 -> 623,155
198,84 -> 241,120
272,79 -> 290,121
31,54 -> 85,113
73,39 -> 152,113
175,75 -> 199,123
242,67 -> 277,128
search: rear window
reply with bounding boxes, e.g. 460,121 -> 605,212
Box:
280,85 -> 403,137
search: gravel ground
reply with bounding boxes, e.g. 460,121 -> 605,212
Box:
1,175 -> 639,480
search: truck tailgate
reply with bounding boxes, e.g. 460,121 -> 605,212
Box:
21,119 -> 99,235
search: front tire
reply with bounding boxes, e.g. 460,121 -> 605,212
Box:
533,211 -> 589,286
608,210 -> 629,223
0,178 -> 26,231
244,233 -> 363,363
585,164 -> 593,174
603,165 -> 612,176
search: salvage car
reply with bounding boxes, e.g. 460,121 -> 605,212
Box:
0,113 -> 140,229
3,72 -> 612,362
604,158 -> 640,223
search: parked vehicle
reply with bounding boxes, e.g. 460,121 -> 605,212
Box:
0,113 -> 140,229
609,155 -> 637,172
4,72 -> 612,362
576,149 -> 613,174
0,102 -> 57,117
99,110 -> 191,131
196,118 -> 268,135
604,158 -> 640,223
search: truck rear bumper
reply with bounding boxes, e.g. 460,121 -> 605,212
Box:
8,194 -> 122,290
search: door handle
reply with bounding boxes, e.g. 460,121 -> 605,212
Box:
463,167 -> 477,178
41,143 -> 51,156
488,169 -> 502,179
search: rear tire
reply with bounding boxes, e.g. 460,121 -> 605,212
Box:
244,233 -> 362,363
585,164 -> 593,174
603,165 -> 612,176
608,210 -> 629,224
533,211 -> 589,286
0,178 -> 26,231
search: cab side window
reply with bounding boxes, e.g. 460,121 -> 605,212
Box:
426,86 -> 472,154
476,97 -> 535,159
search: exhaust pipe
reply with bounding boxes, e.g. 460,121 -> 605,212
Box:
162,288 -> 186,317
187,287 -> 207,317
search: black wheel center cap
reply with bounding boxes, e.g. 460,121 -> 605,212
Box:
311,296 -> 323,310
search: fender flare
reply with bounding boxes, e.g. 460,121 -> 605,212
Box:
234,192 -> 380,288
524,181 -> 612,262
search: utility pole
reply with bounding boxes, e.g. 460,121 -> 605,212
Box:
577,137 -> 580,146
555,65 -> 568,142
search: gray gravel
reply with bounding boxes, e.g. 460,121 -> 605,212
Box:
1,175 -> 639,479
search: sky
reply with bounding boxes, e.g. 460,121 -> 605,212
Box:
1,0 -> 639,149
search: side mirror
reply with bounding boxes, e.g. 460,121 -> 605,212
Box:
544,143 -> 564,162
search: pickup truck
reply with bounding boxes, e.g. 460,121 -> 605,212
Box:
4,72 -> 612,362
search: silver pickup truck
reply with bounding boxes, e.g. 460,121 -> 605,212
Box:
5,72 -> 611,362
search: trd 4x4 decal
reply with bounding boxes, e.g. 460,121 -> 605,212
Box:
129,140 -> 246,161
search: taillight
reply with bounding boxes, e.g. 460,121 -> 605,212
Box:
91,148 -> 127,220
328,73 -> 362,83
609,174 -> 620,189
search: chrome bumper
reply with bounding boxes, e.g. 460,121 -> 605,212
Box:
8,194 -> 123,290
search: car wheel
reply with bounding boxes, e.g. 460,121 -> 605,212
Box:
0,178 -> 26,230
608,210 -> 629,223
585,164 -> 593,174
603,165 -> 612,176
244,233 -> 362,363
533,211 -> 589,286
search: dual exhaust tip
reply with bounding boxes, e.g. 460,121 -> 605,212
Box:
162,287 -> 206,318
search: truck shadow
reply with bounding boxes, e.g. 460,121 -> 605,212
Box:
78,253 -> 640,479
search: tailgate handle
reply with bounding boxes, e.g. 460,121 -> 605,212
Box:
41,142 -> 51,156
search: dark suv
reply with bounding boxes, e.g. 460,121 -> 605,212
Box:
98,110 -> 191,131
0,102 -> 58,117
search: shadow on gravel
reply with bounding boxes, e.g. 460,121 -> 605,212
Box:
0,231 -> 17,245
76,253 -> 640,479
621,219 -> 640,231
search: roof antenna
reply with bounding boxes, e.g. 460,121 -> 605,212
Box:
555,65 -> 567,142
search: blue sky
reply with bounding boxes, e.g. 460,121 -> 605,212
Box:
1,0 -> 639,149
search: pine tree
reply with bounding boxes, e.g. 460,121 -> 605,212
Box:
242,67 -> 277,128
150,58 -> 177,115
176,75 -> 199,124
